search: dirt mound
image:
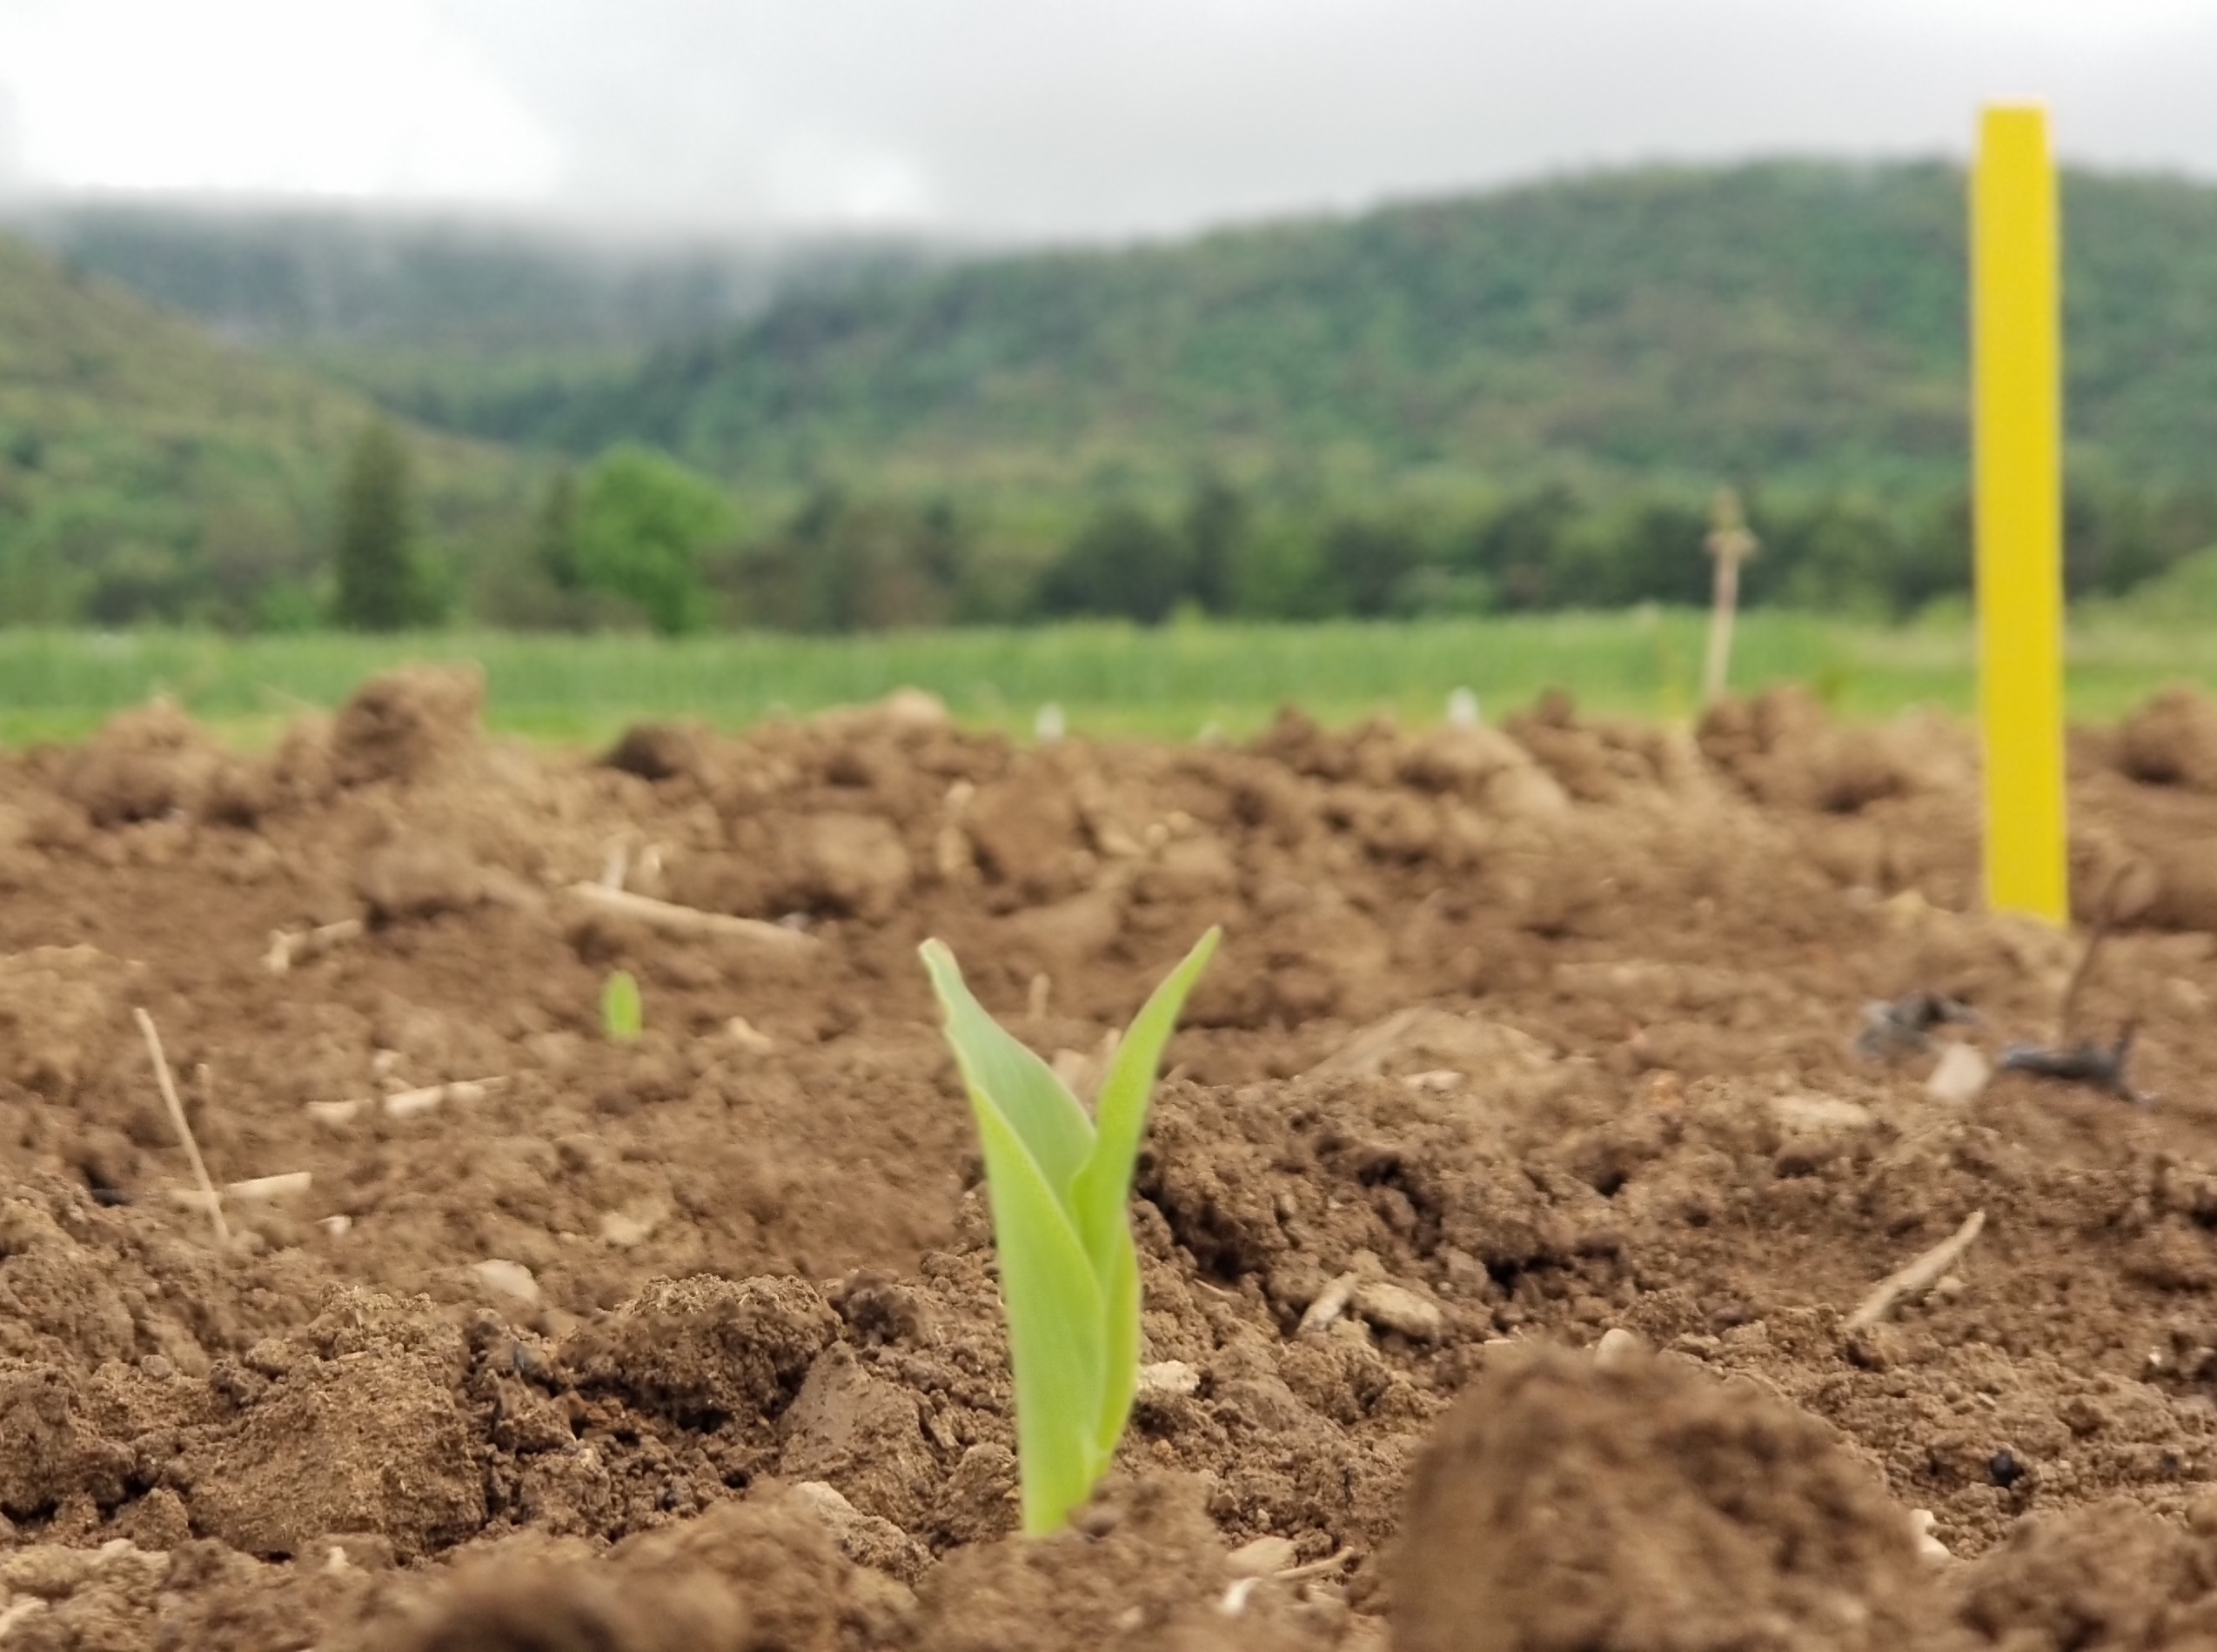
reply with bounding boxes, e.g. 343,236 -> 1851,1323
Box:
1950,1497 -> 2217,1652
2118,686 -> 2217,793
365,1475 -> 1325,1652
7,672 -> 2217,1645
358,1491 -> 899,1652
0,945 -> 142,1101
328,665 -> 487,788
910,1474 -> 1334,1652
56,699 -> 231,827
1698,685 -> 1964,814
1393,1343 -> 1946,1652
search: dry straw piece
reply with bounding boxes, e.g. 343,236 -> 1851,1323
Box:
133,1007 -> 228,1247
263,918 -> 364,976
1844,1209 -> 1986,1334
565,882 -> 818,950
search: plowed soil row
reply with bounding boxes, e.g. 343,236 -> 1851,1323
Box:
8,669 -> 2217,1650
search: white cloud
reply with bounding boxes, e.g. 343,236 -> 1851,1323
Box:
0,0 -> 559,201
0,84 -> 23,200
760,141 -> 936,229
1856,0 -> 2216,45
2,0 -> 2214,234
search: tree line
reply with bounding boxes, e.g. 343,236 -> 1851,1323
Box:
322,422 -> 2217,635
321,421 -> 2217,634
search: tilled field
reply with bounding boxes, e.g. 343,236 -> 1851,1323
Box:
9,668 -> 2217,1649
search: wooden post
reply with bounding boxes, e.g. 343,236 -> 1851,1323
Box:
1702,487 -> 1758,706
1974,106 -> 2067,924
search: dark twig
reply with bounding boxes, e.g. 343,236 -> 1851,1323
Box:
1856,991 -> 1977,1063
2057,865 -> 2127,1044
2000,1023 -> 2152,1106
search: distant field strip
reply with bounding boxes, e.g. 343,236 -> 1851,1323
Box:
0,613 -> 2207,748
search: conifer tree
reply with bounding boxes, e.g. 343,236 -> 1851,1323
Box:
332,420 -> 423,630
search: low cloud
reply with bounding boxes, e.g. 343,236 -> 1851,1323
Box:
9,0 -> 2217,237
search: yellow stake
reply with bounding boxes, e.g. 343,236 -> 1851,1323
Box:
1973,106 -> 2067,924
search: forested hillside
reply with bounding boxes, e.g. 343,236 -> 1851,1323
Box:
9,162 -> 2217,632
10,205 -> 931,445
533,164 -> 2217,492
0,230 -> 534,627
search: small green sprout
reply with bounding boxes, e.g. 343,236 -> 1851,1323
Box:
920,926 -> 1219,1535
602,969 -> 643,1042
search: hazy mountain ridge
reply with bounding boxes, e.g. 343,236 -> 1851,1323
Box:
26,162 -> 2217,493
6,204 -> 943,446
539,161 -> 2217,489
7,160 -> 2217,632
0,231 -> 523,625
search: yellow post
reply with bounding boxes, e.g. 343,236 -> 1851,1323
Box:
1973,106 -> 2067,924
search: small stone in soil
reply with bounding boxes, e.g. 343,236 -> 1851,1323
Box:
1228,1535 -> 1300,1577
471,1260 -> 541,1308
1297,1273 -> 1360,1336
1593,1328 -> 1644,1370
1352,1281 -> 1445,1341
1926,1043 -> 1992,1104
1910,1510 -> 1951,1563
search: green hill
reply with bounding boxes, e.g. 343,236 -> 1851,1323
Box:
10,204 -> 934,448
10,163 -> 2217,632
0,231 -> 527,626
37,164 -> 2217,502
544,161 -> 2217,492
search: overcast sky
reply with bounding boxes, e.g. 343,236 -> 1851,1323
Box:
1,0 -> 2214,241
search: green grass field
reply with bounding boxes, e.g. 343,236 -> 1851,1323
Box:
0,610 -> 2210,751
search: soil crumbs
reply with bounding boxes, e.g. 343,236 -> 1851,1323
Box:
11,668 -> 2217,1649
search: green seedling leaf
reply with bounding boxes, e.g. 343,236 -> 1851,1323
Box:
971,1094 -> 1109,1532
1071,926 -> 1219,1457
602,969 -> 643,1043
921,945 -> 1094,1192
920,927 -> 1219,1535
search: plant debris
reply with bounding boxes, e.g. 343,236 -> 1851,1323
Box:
1855,990 -> 1977,1061
1999,1026 -> 2153,1105
1842,1209 -> 1987,1335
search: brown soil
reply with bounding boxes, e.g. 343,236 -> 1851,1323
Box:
7,666 -> 2217,1648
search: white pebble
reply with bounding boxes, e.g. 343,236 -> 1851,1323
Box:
1911,1509 -> 1952,1563
1593,1328 -> 1646,1370
1136,1361 -> 1200,1396
470,1260 -> 540,1308
1926,1043 -> 1991,1105
724,1017 -> 774,1053
1772,1094 -> 1875,1132
1227,1535 -> 1299,1577
792,1481 -> 861,1516
598,1209 -> 658,1248
1401,1069 -> 1465,1093
1352,1280 -> 1446,1341
1297,1273 -> 1361,1336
